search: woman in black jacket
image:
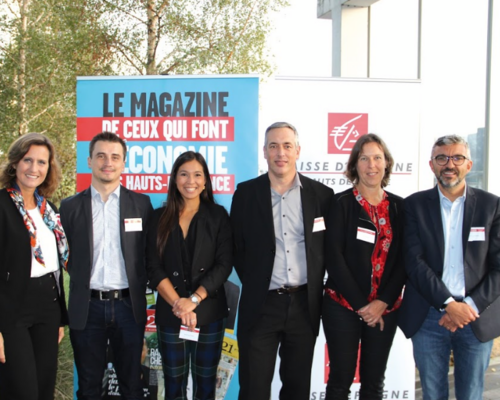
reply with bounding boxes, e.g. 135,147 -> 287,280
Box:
146,151 -> 232,400
323,134 -> 406,400
0,133 -> 68,400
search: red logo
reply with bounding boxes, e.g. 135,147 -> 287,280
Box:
327,113 -> 368,154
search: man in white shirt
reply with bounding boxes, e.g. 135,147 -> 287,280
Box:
399,134 -> 500,400
60,132 -> 152,400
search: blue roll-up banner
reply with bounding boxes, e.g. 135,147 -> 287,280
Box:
75,75 -> 259,399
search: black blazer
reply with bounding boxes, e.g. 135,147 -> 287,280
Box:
146,202 -> 232,327
399,186 -> 500,342
60,186 -> 153,330
230,173 -> 334,336
0,189 -> 67,333
324,188 -> 406,311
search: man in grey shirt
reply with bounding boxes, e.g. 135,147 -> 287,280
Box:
231,122 -> 334,400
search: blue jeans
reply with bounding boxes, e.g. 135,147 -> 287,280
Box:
70,296 -> 145,400
412,307 -> 493,400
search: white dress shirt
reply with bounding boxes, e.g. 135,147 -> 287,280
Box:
90,185 -> 128,290
438,185 -> 478,312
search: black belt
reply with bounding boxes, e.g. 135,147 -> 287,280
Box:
91,288 -> 129,301
270,284 -> 307,295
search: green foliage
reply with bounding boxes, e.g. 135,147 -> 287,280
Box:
0,0 -> 115,204
87,0 -> 288,75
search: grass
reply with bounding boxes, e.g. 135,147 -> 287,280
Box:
55,272 -> 73,399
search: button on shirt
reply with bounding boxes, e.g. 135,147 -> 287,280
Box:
438,186 -> 478,312
270,173 -> 307,290
90,185 -> 128,290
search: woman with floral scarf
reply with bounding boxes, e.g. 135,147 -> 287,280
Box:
0,133 -> 69,400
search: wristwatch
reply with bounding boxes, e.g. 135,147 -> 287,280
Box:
190,295 -> 200,306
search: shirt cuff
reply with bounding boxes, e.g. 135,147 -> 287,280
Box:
464,296 -> 479,314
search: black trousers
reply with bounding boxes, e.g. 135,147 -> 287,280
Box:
0,273 -> 61,400
238,289 -> 316,400
322,294 -> 398,400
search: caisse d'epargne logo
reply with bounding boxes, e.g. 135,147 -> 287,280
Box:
328,113 -> 368,154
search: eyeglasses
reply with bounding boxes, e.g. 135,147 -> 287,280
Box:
432,155 -> 469,166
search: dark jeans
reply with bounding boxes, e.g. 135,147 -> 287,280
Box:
0,273 -> 61,400
322,294 -> 398,400
238,289 -> 316,400
70,296 -> 145,400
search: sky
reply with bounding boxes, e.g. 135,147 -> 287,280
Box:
267,0 -> 333,77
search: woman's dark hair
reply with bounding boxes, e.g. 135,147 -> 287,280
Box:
345,133 -> 394,188
0,132 -> 61,197
156,151 -> 214,257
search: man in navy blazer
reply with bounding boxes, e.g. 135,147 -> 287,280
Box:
231,122 -> 333,400
60,132 -> 152,400
399,134 -> 500,400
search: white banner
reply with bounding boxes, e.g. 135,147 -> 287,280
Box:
262,76 -> 420,400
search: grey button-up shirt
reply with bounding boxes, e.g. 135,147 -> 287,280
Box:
269,173 -> 307,290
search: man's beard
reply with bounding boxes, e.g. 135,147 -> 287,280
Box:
438,168 -> 462,188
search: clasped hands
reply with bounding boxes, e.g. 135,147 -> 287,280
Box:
358,299 -> 388,331
172,298 -> 197,331
438,301 -> 479,332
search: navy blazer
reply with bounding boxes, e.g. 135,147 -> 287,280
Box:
0,189 -> 68,333
60,186 -> 153,330
230,173 -> 334,336
146,202 -> 233,327
398,185 -> 500,342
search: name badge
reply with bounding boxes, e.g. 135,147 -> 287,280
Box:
179,325 -> 200,342
357,227 -> 376,244
313,217 -> 326,232
468,227 -> 485,242
124,218 -> 142,232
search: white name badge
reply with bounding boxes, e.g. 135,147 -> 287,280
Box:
124,218 -> 143,232
179,325 -> 200,342
468,227 -> 485,242
313,217 -> 326,232
357,227 -> 376,244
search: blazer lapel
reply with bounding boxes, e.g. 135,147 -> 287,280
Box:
82,188 -> 94,262
119,186 -> 127,261
428,187 -> 445,268
191,204 -> 207,269
299,175 -> 315,247
256,174 -> 275,239
462,186 -> 476,259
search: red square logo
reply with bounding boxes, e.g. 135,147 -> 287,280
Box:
327,113 -> 368,154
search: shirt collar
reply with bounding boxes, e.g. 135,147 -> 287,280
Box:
292,172 -> 302,189
437,183 -> 467,204
91,184 -> 121,201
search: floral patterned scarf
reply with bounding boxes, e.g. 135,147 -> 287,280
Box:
7,185 -> 69,270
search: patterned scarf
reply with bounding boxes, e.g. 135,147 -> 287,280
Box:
7,185 -> 69,270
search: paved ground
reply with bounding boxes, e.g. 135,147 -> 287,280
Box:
414,357 -> 500,399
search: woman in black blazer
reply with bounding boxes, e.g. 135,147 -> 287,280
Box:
323,134 -> 406,400
146,151 -> 232,400
0,133 -> 68,400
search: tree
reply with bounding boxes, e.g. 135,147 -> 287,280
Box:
95,0 -> 287,75
0,0 -> 115,202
